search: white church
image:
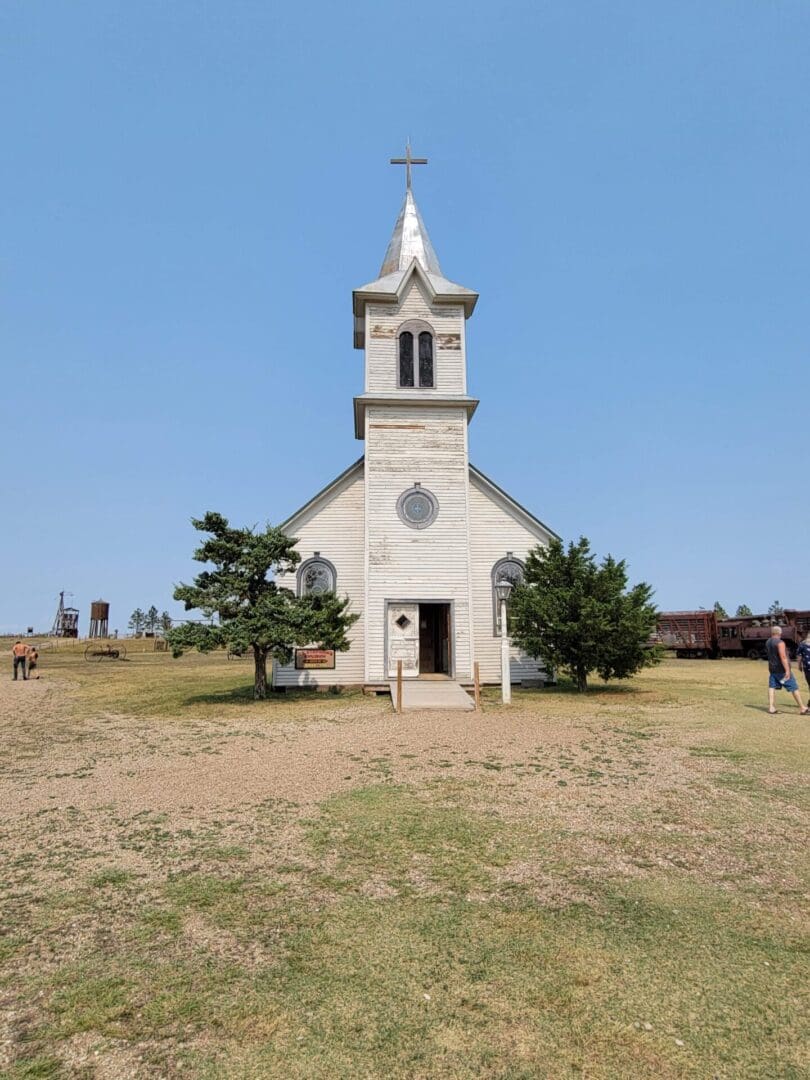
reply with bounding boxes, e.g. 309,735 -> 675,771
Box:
273,151 -> 558,692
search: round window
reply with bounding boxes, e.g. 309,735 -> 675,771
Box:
397,486 -> 439,530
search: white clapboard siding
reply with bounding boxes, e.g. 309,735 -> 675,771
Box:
468,471 -> 552,684
365,404 -> 472,683
366,281 -> 466,395
273,463 -> 365,687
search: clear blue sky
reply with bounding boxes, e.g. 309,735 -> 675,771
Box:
2,1 -> 809,634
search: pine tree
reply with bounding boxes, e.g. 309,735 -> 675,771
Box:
713,601 -> 728,620
166,512 -> 357,699
128,608 -> 145,635
509,537 -> 660,692
160,611 -> 173,633
735,604 -> 753,617
145,605 -> 159,633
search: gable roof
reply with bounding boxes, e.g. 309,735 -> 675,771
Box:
469,463 -> 560,542
278,455 -> 559,546
279,457 -> 364,533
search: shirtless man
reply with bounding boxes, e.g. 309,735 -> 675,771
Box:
765,626 -> 808,715
12,641 -> 27,681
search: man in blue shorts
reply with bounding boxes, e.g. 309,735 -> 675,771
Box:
766,626 -> 808,715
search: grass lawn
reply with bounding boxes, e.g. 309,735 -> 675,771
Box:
0,643 -> 807,1078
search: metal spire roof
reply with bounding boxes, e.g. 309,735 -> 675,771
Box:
351,153 -> 479,348
379,188 -> 442,277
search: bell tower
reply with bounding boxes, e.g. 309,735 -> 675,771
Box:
352,149 -> 480,684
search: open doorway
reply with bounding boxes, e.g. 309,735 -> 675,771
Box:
419,603 -> 451,676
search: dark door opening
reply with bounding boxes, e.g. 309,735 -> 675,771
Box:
419,603 -> 451,676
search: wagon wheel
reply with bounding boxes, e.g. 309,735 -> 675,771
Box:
746,648 -> 761,660
84,644 -> 103,662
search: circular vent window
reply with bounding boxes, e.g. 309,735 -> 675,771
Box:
396,486 -> 439,530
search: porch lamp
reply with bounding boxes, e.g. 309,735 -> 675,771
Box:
495,578 -> 513,704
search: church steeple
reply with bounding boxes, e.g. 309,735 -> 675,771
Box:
352,148 -> 478,350
379,189 -> 442,277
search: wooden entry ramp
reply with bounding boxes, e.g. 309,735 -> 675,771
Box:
389,679 -> 475,712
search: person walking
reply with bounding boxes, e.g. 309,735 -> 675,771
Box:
766,626 -> 808,715
26,645 -> 39,679
12,640 -> 28,681
796,630 -> 810,696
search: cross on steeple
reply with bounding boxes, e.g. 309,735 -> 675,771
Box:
389,140 -> 428,191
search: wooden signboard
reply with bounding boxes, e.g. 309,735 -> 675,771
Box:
295,648 -> 336,670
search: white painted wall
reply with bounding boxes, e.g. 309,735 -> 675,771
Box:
365,279 -> 466,395
364,404 -> 472,683
468,472 -> 550,684
273,465 -> 365,687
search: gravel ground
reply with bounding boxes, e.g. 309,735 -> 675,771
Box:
1,662 -> 807,1079
1,673 -> 615,819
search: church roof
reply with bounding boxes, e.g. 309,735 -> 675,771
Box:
379,189 -> 442,277
353,188 -> 478,347
278,456 -> 560,544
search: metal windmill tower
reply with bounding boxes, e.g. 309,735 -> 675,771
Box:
50,591 -> 80,637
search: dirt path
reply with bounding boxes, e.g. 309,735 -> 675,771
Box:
0,675 -> 609,817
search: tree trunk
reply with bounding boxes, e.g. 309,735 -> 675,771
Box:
253,646 -> 269,700
576,668 -> 588,692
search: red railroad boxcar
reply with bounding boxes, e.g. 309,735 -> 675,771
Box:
654,611 -> 804,660
652,611 -> 718,658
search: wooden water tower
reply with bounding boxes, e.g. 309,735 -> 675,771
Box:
89,600 -> 110,639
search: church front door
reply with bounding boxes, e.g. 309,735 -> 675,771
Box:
387,602 -> 452,679
387,602 -> 420,678
419,603 -> 451,676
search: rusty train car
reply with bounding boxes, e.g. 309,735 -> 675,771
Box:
654,610 -> 809,660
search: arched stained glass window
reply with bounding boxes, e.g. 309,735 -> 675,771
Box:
418,331 -> 434,387
399,332 -> 414,387
491,556 -> 525,635
297,555 -> 337,597
398,322 -> 435,388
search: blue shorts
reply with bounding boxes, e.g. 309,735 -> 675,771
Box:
769,673 -> 798,691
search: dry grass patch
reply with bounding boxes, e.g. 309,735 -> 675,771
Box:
0,651 -> 808,1077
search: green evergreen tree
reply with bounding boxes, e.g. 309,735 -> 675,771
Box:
735,604 -> 753,617
768,600 -> 785,621
128,608 -> 145,635
713,601 -> 728,620
509,537 -> 660,692
145,605 -> 160,633
166,512 -> 357,699
159,611 -> 173,633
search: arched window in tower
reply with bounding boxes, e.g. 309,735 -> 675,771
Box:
399,331 -> 414,387
418,331 -> 434,387
491,555 -> 525,635
398,322 -> 435,388
297,554 -> 337,597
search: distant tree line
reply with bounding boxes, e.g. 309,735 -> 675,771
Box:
710,601 -> 784,620
128,606 -> 172,635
